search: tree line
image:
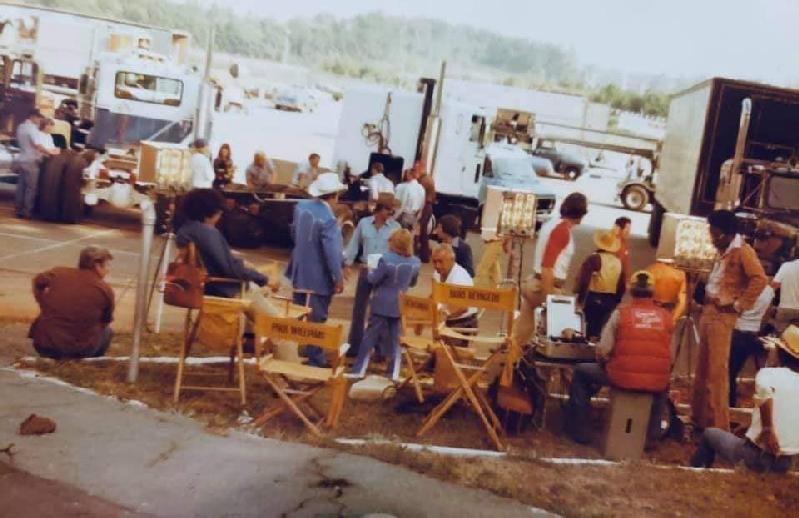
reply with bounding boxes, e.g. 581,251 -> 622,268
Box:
24,0 -> 670,117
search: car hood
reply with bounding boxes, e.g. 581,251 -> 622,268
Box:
478,174 -> 556,205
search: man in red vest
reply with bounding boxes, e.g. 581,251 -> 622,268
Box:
565,270 -> 674,444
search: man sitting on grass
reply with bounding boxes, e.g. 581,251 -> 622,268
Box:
691,333 -> 799,473
30,246 -> 115,359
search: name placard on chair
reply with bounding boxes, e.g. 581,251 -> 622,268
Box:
433,282 -> 517,311
257,315 -> 342,350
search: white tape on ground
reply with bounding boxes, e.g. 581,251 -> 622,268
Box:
0,229 -> 122,261
19,356 -> 256,365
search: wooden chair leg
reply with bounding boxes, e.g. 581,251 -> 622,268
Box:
262,375 -> 322,437
227,345 -> 236,384
173,310 -> 193,404
237,339 -> 247,406
327,377 -> 348,429
402,348 -> 425,403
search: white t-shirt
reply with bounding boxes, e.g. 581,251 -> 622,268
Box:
533,216 -> 575,280
434,262 -> 477,318
35,130 -> 56,151
190,153 -> 214,189
395,179 -> 425,214
735,285 -> 774,332
774,259 -> 799,310
369,174 -> 395,200
745,367 -> 799,456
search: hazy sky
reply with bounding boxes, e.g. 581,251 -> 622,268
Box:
202,0 -> 799,83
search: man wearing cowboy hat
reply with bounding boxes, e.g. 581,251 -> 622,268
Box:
343,193 -> 401,358
575,229 -> 626,339
691,327 -> 799,473
286,172 -> 347,367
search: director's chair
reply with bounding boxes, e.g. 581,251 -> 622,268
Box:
397,294 -> 439,403
254,315 -> 349,437
416,280 -> 518,451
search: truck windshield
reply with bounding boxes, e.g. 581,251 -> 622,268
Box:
114,71 -> 183,106
767,175 -> 799,211
491,156 -> 535,180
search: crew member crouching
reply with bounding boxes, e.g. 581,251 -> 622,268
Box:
565,271 -> 673,444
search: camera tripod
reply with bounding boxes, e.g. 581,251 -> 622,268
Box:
144,192 -> 179,333
671,268 -> 705,381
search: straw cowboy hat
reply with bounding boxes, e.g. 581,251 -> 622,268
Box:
308,172 -> 346,197
593,229 -> 621,253
779,325 -> 799,359
375,192 -> 401,211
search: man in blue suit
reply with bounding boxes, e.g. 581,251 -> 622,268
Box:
287,173 -> 346,367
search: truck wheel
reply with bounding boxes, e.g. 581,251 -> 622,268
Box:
564,166 -> 580,181
60,154 -> 87,223
648,200 -> 664,248
621,184 -> 649,211
37,155 -> 68,221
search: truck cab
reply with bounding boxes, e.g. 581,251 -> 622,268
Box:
530,138 -> 588,180
86,49 -> 201,150
478,144 -> 556,225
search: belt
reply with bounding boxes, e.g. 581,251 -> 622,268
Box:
734,329 -> 758,336
654,300 -> 676,310
534,273 -> 566,289
706,297 -> 738,314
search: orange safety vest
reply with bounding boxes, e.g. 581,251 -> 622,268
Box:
606,298 -> 673,392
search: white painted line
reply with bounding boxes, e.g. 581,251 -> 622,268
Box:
19,355 -> 256,365
0,229 -> 122,261
335,438 -> 508,458
0,230 -> 140,257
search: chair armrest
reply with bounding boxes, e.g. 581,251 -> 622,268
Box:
206,277 -> 246,286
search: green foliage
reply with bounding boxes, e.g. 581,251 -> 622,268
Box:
20,0 -> 669,117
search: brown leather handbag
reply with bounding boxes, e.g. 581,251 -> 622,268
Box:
164,242 -> 207,309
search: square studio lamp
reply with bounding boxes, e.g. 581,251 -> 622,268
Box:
657,213 -> 717,272
481,185 -> 537,240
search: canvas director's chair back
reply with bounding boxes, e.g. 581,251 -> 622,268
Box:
173,290 -> 250,405
417,280 -> 518,450
397,294 -> 439,403
254,315 -> 349,437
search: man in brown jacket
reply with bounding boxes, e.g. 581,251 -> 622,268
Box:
30,246 -> 115,359
692,210 -> 766,431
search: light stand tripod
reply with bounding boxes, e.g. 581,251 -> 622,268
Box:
671,268 -> 705,381
145,191 -> 179,333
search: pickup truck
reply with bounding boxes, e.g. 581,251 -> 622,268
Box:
529,138 -> 588,180
478,144 -> 557,228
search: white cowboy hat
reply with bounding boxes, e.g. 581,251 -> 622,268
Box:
308,172 -> 346,197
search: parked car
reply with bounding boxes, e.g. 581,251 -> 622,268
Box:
274,92 -> 305,112
530,139 -> 588,180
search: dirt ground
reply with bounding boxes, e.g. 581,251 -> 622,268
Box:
6,324 -> 798,517
0,461 -> 144,517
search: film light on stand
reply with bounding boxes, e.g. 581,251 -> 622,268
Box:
656,213 -> 718,272
482,185 -> 537,240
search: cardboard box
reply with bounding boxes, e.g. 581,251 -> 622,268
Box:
603,389 -> 654,461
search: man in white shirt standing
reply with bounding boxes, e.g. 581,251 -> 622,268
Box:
189,139 -> 214,189
692,337 -> 799,473
394,168 -> 425,231
432,244 -> 477,339
14,109 -> 51,219
772,256 -> 799,333
728,284 -> 774,407
368,163 -> 395,201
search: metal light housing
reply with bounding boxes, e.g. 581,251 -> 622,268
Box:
481,185 -> 537,240
657,213 -> 717,272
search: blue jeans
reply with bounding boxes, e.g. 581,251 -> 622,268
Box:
693,428 -> 794,473
293,291 -> 332,367
14,161 -> 40,218
34,327 -> 114,359
350,314 -> 401,380
346,267 -> 373,357
565,362 -> 666,444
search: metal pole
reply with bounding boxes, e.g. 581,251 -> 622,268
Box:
194,27 -> 215,142
128,198 -> 156,383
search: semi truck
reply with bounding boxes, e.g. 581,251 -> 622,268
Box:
332,73 -> 556,231
0,4 -> 211,222
649,77 -> 799,273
